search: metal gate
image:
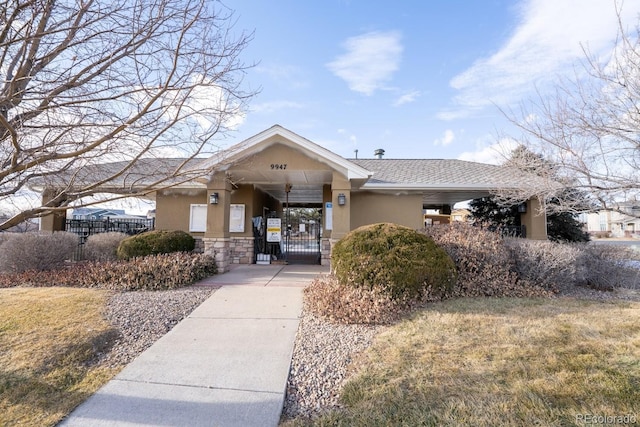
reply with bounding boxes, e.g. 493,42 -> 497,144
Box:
283,207 -> 322,264
253,208 -> 321,264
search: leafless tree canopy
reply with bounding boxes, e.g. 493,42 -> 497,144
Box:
0,0 -> 254,230
504,8 -> 640,218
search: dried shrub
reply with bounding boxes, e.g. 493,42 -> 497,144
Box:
83,232 -> 129,261
0,232 -> 19,247
504,238 -> 586,289
581,245 -> 640,290
0,231 -> 79,273
0,252 -> 217,291
332,223 -> 457,300
423,223 -> 550,297
303,275 -> 414,325
116,230 -> 195,259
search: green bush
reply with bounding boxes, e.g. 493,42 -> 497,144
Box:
83,232 -> 128,261
332,223 -> 457,300
117,230 -> 195,259
0,231 -> 79,273
0,252 -> 217,291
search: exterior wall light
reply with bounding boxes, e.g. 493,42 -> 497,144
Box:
518,202 -> 527,213
210,192 -> 219,205
338,193 -> 346,206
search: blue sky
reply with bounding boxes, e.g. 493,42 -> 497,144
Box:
222,0 -> 640,164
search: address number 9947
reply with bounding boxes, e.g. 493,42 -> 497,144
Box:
270,164 -> 287,170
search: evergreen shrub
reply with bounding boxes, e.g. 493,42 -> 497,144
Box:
332,223 -> 457,300
117,230 -> 195,259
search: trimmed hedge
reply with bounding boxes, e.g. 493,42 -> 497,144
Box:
332,223 -> 457,300
117,230 -> 195,259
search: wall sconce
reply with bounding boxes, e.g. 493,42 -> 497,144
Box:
517,202 -> 527,213
338,193 -> 346,206
210,192 -> 219,205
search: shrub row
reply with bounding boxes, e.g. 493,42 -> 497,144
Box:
0,252 -> 217,291
0,229 -> 198,274
307,222 -> 640,325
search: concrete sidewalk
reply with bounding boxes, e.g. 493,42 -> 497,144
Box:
59,264 -> 329,427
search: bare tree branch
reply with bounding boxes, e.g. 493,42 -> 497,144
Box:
501,5 -> 640,219
0,0 -> 256,230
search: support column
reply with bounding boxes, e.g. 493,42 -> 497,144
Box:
203,172 -> 233,272
40,189 -> 67,232
331,173 -> 351,240
520,197 -> 548,240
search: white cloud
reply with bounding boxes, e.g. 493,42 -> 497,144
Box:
458,137 -> 519,165
327,31 -> 403,95
441,0 -> 640,119
434,129 -> 455,146
393,90 -> 421,107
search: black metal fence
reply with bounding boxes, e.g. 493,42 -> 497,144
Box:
65,217 -> 155,244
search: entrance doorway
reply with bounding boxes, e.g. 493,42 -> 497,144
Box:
253,207 -> 322,265
283,207 -> 322,264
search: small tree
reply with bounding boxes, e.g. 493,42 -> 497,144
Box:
473,146 -> 590,243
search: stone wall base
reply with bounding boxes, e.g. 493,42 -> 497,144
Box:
230,236 -> 254,265
203,237 -> 231,273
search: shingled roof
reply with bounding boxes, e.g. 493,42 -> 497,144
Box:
350,158 -> 544,190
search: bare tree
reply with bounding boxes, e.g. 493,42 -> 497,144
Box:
0,0 -> 255,230
503,8 -> 640,218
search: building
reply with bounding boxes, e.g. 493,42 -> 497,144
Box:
39,125 -> 548,271
581,202 -> 640,237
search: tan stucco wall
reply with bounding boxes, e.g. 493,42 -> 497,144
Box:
350,192 -> 424,230
155,189 -> 206,234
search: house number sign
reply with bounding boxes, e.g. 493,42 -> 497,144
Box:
270,164 -> 287,170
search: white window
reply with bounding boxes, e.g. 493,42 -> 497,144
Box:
189,204 -> 207,232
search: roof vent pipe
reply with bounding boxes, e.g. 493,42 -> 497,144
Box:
374,148 -> 385,159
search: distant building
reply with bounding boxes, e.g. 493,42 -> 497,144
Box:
451,208 -> 471,222
580,202 -> 640,237
70,207 -> 126,219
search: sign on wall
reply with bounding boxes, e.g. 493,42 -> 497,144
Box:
325,202 -> 333,230
267,217 -> 282,242
229,204 -> 245,233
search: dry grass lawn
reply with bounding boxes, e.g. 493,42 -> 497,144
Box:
296,297 -> 640,426
0,287 -> 119,427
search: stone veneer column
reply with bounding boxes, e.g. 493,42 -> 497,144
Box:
204,172 -> 232,273
203,237 -> 231,273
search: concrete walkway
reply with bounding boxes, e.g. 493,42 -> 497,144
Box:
59,264 -> 329,427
